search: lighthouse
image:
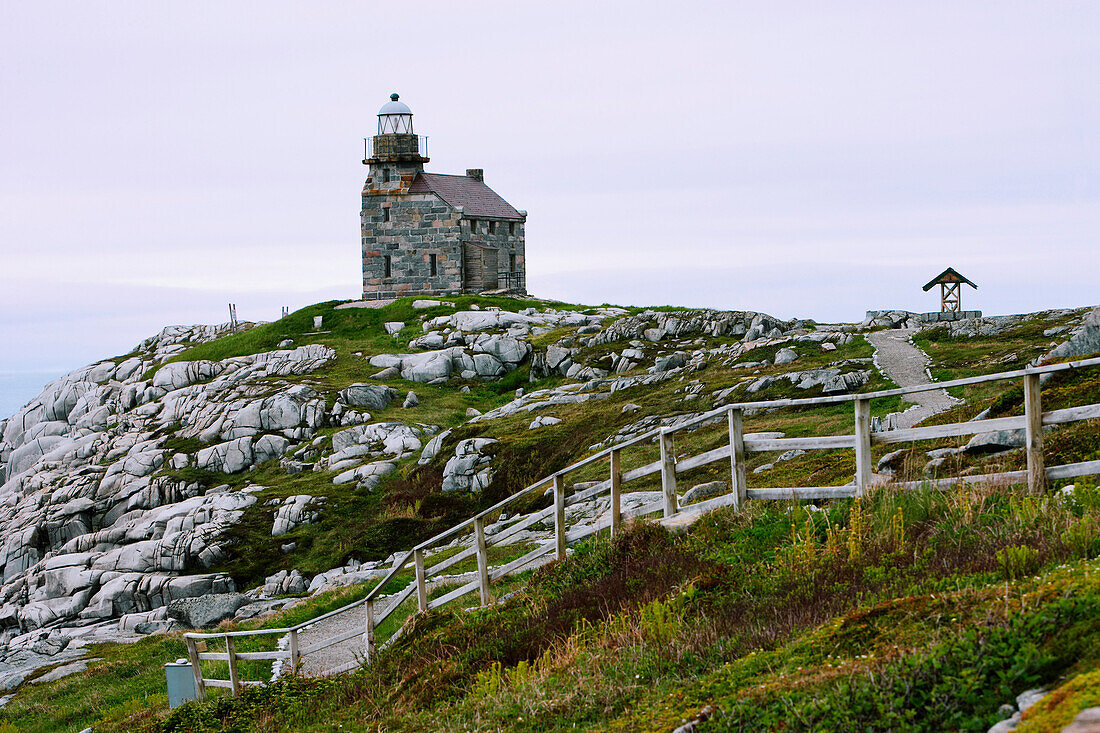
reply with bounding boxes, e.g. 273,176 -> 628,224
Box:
360,93 -> 527,300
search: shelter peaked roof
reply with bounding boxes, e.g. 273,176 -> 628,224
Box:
408,173 -> 523,219
922,267 -> 978,291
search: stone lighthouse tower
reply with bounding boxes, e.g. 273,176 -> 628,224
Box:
361,93 -> 527,300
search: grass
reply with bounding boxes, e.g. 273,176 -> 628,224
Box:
12,303 -> 1100,731
67,476 -> 1100,732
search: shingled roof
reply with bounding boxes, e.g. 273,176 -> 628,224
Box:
408,173 -> 523,219
922,267 -> 978,291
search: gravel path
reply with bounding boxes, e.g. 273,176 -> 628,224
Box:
866,328 -> 959,429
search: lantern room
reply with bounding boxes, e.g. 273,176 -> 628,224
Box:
377,93 -> 414,134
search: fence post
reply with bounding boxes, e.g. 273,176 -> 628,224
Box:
854,398 -> 872,498
289,629 -> 301,672
554,474 -> 567,560
414,549 -> 428,612
364,600 -> 376,661
660,429 -> 678,517
185,637 -> 206,702
728,408 -> 747,509
609,448 -> 622,537
225,636 -> 240,695
474,517 -> 491,606
1024,372 -> 1047,494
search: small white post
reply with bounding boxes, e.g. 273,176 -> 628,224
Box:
660,429 -> 678,516
854,398 -> 872,498
289,629 -> 301,671
185,637 -> 206,702
609,448 -> 622,537
553,474 -> 566,560
728,408 -> 747,509
364,600 -> 376,661
1024,372 -> 1047,494
414,549 -> 428,612
225,636 -> 240,695
474,517 -> 490,606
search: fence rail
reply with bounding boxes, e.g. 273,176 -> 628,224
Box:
183,353 -> 1100,697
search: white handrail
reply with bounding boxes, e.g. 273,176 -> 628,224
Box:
182,351 -> 1100,695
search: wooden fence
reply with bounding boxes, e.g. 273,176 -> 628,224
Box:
182,354 -> 1100,697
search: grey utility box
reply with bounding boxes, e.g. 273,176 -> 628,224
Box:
165,659 -> 198,708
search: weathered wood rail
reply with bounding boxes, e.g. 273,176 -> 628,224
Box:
183,354 -> 1100,697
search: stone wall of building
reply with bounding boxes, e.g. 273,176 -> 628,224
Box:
361,192 -> 465,300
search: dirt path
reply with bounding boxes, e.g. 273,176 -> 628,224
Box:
866,328 -> 959,429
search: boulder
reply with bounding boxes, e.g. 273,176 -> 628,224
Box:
271,495 -> 320,537
383,321 -> 405,335
774,348 -> 799,365
333,461 -> 396,489
545,346 -> 572,371
654,352 -> 687,372
196,437 -> 255,474
340,384 -> 398,411
167,593 -> 248,629
418,429 -> 452,465
681,481 -> 728,504
529,416 -> 562,430
410,332 -> 446,350
254,434 -> 290,463
403,352 -> 453,383
965,429 -> 1026,454
442,439 -> 498,493
403,391 -> 419,408
475,335 -> 530,365
472,353 -> 505,378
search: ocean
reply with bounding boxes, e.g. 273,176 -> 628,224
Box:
0,371 -> 65,420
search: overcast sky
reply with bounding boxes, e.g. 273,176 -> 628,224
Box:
1,2 -> 1097,413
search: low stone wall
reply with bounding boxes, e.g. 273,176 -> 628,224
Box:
919,310 -> 982,322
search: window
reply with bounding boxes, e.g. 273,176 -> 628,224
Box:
489,221 -> 496,234
383,168 -> 391,183
468,219 -> 477,233
509,222 -> 515,235
509,253 -> 516,272
430,253 -> 437,277
383,255 -> 391,278
383,207 -> 390,223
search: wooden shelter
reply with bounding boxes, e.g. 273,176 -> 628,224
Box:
923,268 -> 977,313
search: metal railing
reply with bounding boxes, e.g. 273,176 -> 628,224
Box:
362,135 -> 429,161
182,353 -> 1100,697
498,270 -> 525,293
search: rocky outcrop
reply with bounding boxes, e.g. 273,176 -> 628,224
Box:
441,439 -> 498,493
167,593 -> 248,629
271,496 -> 320,537
745,368 -> 871,395
1045,306 -> 1100,361
339,384 -> 398,411
591,309 -> 790,345
0,325 -> 339,641
367,336 -> 533,383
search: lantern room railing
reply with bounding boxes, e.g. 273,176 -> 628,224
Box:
363,136 -> 429,161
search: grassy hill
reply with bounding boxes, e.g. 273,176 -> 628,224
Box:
2,297 -> 1099,732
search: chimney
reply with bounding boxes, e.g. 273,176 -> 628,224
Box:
465,168 -> 484,182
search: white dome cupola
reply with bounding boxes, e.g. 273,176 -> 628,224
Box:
377,93 -> 414,135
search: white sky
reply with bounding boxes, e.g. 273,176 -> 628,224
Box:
1,2 -> 1097,394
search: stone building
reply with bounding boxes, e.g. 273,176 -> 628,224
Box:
360,94 -> 527,300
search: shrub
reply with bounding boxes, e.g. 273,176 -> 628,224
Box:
996,544 -> 1043,580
